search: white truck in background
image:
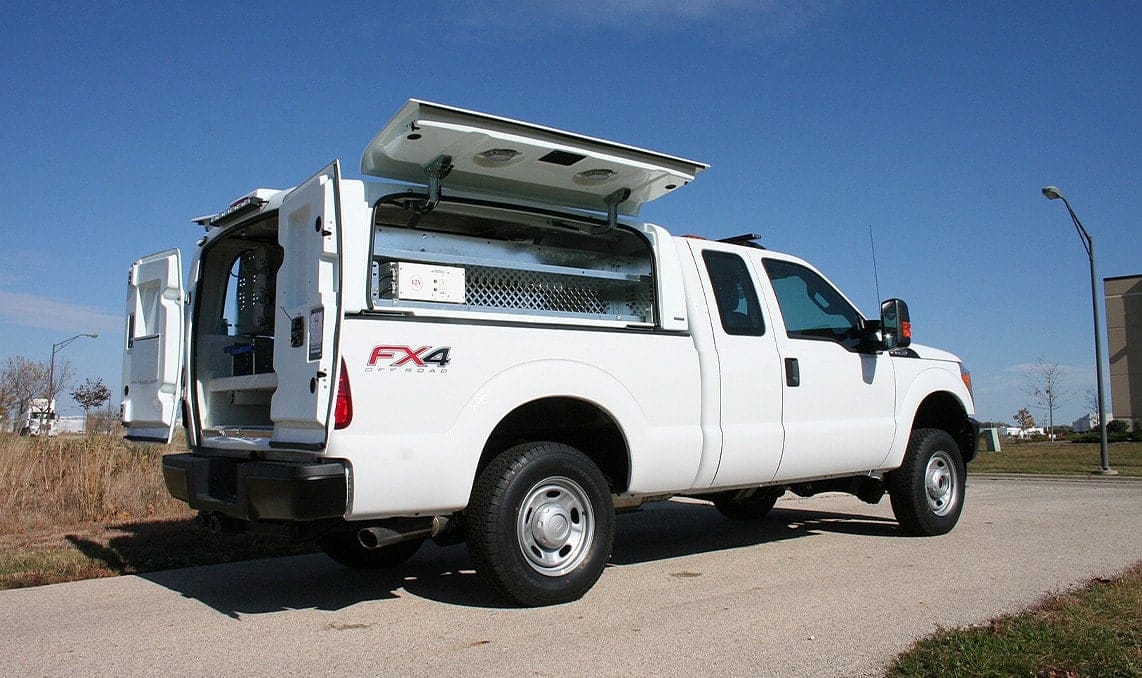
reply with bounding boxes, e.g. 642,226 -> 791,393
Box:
123,100 -> 978,606
18,398 -> 58,437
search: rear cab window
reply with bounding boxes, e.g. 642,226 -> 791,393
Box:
701,250 -> 765,336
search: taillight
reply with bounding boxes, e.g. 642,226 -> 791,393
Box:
960,363 -> 973,398
334,359 -> 353,429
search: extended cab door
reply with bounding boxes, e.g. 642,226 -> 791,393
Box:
122,249 -> 184,443
269,161 -> 342,449
687,242 -> 785,487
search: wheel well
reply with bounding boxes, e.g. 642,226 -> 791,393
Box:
477,398 -> 630,493
911,391 -> 977,462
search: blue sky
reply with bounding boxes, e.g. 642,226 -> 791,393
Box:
1,1 -> 1139,425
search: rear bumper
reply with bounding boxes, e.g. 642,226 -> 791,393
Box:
162,453 -> 347,522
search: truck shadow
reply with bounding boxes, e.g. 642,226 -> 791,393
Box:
64,499 -> 898,616
607,499 -> 898,566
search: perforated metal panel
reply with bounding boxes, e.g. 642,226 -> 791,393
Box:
235,250 -> 276,335
463,264 -> 652,321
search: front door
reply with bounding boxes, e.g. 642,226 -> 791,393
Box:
759,257 -> 898,480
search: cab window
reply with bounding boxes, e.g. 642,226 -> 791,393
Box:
702,250 -> 765,336
762,258 -> 861,347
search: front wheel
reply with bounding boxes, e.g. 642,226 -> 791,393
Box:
887,428 -> 966,536
466,442 -> 615,607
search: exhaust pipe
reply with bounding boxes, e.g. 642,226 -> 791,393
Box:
358,516 -> 451,550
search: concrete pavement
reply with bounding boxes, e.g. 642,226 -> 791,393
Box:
1,477 -> 1139,677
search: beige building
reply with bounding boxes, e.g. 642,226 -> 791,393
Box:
1105,274 -> 1142,424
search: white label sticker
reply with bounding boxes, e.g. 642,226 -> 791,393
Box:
308,307 -> 324,361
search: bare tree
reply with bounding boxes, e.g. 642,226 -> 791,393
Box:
1023,356 -> 1068,437
1,356 -> 50,432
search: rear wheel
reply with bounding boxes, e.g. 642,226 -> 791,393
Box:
887,428 -> 966,536
466,442 -> 615,607
318,531 -> 423,569
712,487 -> 782,520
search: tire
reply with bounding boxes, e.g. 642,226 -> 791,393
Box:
887,428 -> 966,536
318,530 -> 423,569
466,442 -> 615,607
712,487 -> 782,520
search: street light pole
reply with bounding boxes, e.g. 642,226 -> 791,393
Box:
48,333 -> 99,416
1041,186 -> 1115,475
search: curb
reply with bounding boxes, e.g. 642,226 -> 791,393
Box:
970,472 -> 1142,484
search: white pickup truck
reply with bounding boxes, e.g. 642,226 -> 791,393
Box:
123,100 -> 978,606
18,398 -> 58,437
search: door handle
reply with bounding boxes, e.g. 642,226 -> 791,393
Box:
785,358 -> 800,387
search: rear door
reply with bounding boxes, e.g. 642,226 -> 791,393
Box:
122,249 -> 184,443
269,161 -> 342,449
688,243 -> 785,487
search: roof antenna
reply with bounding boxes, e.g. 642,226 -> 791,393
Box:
868,225 -> 882,303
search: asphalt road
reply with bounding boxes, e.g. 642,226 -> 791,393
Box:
1,477 -> 1139,677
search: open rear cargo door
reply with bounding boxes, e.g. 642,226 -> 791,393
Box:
269,161 -> 342,450
361,99 -> 708,216
122,249 -> 184,443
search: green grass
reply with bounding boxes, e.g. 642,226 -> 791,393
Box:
971,441 -> 1142,477
0,548 -> 113,589
889,563 -> 1142,677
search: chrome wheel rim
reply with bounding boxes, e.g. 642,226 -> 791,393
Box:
516,476 -> 594,577
925,450 -> 958,516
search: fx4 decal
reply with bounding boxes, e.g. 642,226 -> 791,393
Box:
366,345 -> 452,373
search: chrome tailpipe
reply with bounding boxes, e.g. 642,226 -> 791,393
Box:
358,515 -> 451,550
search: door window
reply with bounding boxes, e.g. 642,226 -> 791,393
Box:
762,259 -> 861,347
702,250 -> 765,336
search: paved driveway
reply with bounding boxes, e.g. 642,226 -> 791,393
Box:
1,477 -> 1139,677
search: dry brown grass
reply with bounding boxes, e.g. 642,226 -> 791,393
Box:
0,432 -> 315,589
0,432 -> 191,535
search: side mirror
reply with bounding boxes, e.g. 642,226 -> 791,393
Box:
880,298 -> 911,349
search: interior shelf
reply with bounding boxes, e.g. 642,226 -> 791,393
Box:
377,248 -> 650,282
207,372 -> 277,392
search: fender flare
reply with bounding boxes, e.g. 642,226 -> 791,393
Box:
884,366 -> 973,469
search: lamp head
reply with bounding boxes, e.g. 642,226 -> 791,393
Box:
1042,186 -> 1064,200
